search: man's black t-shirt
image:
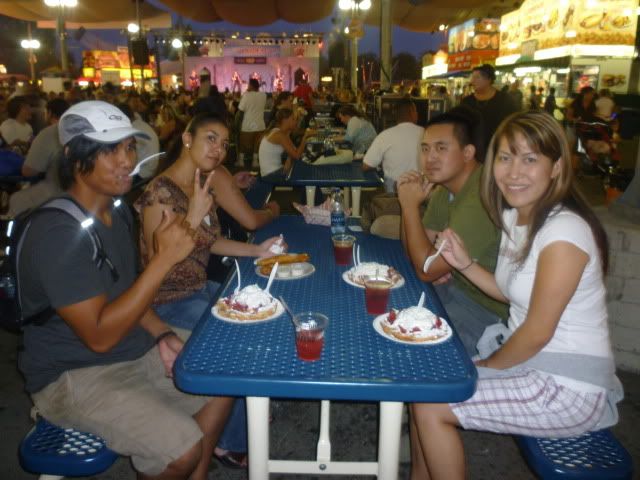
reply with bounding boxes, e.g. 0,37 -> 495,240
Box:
18,201 -> 154,393
461,90 -> 519,146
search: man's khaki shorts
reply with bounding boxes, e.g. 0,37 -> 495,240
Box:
31,347 -> 208,475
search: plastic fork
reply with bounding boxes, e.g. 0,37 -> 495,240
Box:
233,259 -> 241,294
423,240 -> 446,274
265,262 -> 279,294
128,152 -> 165,177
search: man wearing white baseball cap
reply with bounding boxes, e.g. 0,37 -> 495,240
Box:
17,101 -> 233,479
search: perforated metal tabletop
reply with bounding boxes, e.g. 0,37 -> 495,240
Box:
260,162 -> 383,188
175,216 -> 477,403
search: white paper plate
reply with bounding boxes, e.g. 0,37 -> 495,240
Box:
342,270 -> 405,290
255,262 -> 315,280
212,300 -> 284,324
372,314 -> 452,345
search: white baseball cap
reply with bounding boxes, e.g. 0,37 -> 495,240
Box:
58,100 -> 150,146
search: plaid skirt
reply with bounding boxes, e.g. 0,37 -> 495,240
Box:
450,368 -> 605,438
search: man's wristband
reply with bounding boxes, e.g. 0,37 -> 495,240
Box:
155,330 -> 177,344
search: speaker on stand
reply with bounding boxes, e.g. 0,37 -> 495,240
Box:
131,39 -> 149,66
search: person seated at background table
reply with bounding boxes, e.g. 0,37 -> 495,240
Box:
0,95 -> 33,155
334,104 -> 377,155
258,108 -> 315,177
363,98 -> 424,193
409,110 -> 623,480
135,112 -> 282,469
397,106 -> 508,355
17,101 -> 234,480
8,98 -> 69,216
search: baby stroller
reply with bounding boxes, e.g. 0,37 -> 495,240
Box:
574,120 -> 620,177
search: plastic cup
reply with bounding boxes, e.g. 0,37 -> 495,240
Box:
331,234 -> 356,266
294,312 -> 329,361
364,277 -> 393,315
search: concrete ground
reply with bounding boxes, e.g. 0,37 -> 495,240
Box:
1,326 -> 638,479
1,176 -> 637,479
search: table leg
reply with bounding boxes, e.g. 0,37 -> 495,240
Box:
342,187 -> 350,211
247,396 -> 270,480
351,187 -> 362,217
378,401 -> 403,480
317,400 -> 332,462
305,186 -> 317,207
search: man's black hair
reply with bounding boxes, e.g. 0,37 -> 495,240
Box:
395,98 -> 416,122
46,98 -> 70,120
424,106 -> 486,163
58,136 -> 120,190
471,64 -> 496,83
7,96 -> 28,119
248,78 -> 260,90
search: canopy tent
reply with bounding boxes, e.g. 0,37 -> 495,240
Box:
0,0 -> 511,34
0,0 -> 170,28
156,0 -> 510,33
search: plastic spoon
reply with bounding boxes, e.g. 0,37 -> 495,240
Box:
279,296 -> 299,328
417,292 -> 425,309
234,259 -> 241,294
265,262 -> 279,294
128,152 -> 165,177
356,245 -> 361,266
352,243 -> 357,266
423,239 -> 447,273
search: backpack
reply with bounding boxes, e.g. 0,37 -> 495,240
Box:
0,196 -> 123,333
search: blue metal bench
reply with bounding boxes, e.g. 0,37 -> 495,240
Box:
516,429 -> 633,479
19,418 -> 117,480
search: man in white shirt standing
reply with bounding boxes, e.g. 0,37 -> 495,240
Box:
363,99 -> 424,193
237,78 -> 267,168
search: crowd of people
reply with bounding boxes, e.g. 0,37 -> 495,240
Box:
0,65 -> 625,479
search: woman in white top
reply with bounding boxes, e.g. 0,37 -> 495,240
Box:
258,108 -> 314,177
409,111 -> 622,480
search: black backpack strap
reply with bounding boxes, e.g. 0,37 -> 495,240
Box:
39,197 -> 120,282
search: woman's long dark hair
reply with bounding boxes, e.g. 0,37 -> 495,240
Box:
481,110 -> 609,274
160,113 -> 229,171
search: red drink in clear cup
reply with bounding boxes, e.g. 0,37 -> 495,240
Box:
332,234 -> 356,266
293,312 -> 329,362
295,331 -> 325,361
364,277 -> 392,314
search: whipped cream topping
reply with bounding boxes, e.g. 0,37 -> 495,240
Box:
349,262 -> 390,279
383,306 -> 449,339
227,284 -> 276,312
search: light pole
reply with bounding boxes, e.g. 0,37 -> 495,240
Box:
338,0 -> 370,93
43,0 -> 77,74
21,24 -> 40,83
171,37 -> 184,88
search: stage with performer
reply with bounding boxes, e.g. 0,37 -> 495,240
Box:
183,36 -> 320,93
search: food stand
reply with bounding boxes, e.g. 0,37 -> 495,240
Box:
495,0 -> 638,105
81,47 -> 156,86
421,19 -> 501,106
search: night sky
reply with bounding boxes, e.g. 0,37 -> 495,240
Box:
63,3 -> 446,63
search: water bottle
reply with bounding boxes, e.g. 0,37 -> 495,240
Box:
330,188 -> 346,235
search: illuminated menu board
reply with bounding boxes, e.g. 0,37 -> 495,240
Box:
447,18 -> 500,72
499,0 -> 638,57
